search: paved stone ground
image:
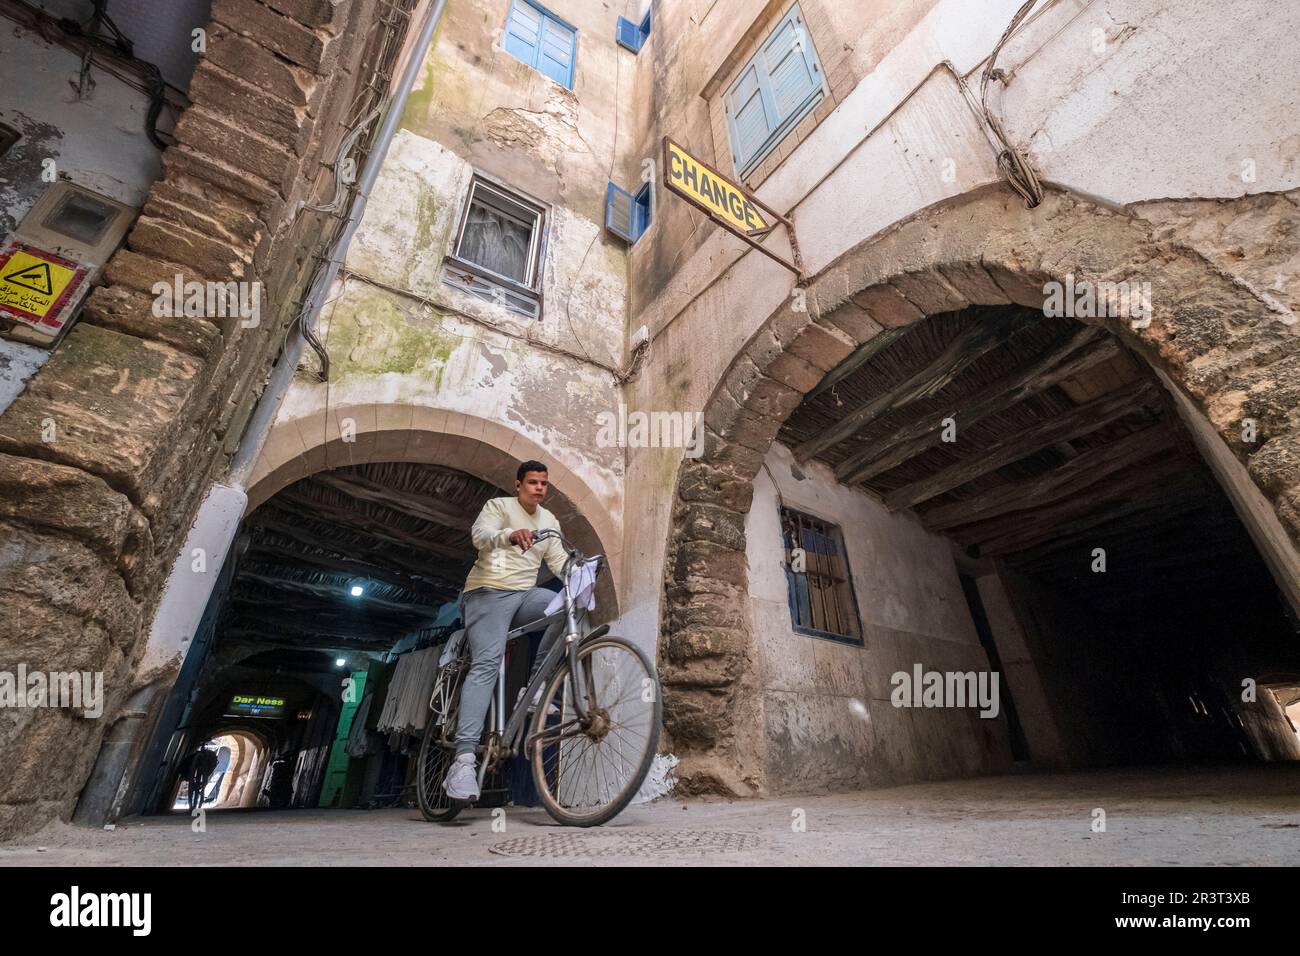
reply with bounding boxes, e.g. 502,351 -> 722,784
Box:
3,765 -> 1299,866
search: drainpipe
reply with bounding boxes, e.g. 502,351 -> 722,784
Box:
230,0 -> 449,484
79,0 -> 450,826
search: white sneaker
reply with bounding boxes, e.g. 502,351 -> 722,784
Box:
443,753 -> 479,801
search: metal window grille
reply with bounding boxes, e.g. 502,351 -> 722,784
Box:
780,507 -> 862,642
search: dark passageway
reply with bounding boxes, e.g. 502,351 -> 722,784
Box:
140,462 -> 505,817
778,305 -> 1300,769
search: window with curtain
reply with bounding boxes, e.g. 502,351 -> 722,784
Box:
445,176 -> 546,318
459,201 -> 533,284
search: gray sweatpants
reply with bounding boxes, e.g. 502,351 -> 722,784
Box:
454,586 -> 568,757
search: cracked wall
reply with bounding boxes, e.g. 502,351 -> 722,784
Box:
268,0 -> 636,596
0,0 -> 417,839
614,0 -> 1300,794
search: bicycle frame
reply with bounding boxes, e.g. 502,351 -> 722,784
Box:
476,537 -> 601,785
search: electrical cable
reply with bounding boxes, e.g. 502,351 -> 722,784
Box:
558,0 -> 635,378
54,0 -> 176,149
980,0 -> 1044,208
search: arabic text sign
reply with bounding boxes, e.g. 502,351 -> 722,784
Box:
0,244 -> 87,331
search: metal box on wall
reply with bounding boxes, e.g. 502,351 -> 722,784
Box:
0,181 -> 136,348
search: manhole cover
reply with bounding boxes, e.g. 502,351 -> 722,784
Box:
489,830 -> 761,858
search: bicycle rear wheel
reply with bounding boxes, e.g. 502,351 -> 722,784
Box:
529,636 -> 661,827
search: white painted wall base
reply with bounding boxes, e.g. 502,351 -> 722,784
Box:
135,482 -> 248,685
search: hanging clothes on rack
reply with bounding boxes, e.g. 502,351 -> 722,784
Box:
376,646 -> 441,735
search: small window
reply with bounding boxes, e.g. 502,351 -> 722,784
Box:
445,175 -> 547,318
605,180 -> 651,243
616,6 -> 652,52
503,0 -> 578,89
780,506 -> 862,644
724,3 -> 827,178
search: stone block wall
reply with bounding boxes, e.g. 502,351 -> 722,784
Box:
0,0 -> 413,839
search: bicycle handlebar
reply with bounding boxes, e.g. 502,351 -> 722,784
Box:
529,528 -> 603,575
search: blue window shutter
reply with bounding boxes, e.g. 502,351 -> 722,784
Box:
633,182 -> 652,239
504,1 -> 576,88
616,16 -> 641,52
762,8 -> 819,122
605,183 -> 635,241
538,14 -> 576,87
726,62 -> 777,169
503,1 -> 542,67
724,4 -> 824,175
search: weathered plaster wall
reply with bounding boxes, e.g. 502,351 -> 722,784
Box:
748,443 -> 1012,792
400,0 -> 637,230
277,275 -> 623,524
340,130 -> 625,371
0,18 -> 165,234
266,0 -> 641,597
612,0 -> 1300,786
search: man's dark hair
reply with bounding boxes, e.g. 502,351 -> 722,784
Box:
516,460 -> 548,483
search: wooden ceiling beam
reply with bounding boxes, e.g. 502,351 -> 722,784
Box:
233,570 -> 444,617
309,472 -> 474,532
836,327 -> 1113,484
920,424 -> 1177,532
250,506 -> 468,572
1005,485 -> 1213,566
794,309 -> 1038,463
243,545 -> 455,600
883,378 -> 1159,511
273,491 -> 468,560
1017,548 -> 1245,587
969,457 -> 1193,555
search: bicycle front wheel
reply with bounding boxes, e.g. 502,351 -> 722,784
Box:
529,636 -> 661,827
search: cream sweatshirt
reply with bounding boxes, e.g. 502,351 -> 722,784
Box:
463,496 -> 568,593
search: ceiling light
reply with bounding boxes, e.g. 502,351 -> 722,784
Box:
349,585 -> 364,597
335,658 -> 347,667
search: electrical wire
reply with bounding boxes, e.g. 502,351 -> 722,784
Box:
980,0 -> 1044,208
55,0 -> 176,150
558,0 -> 634,378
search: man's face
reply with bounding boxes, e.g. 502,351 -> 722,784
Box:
517,470 -> 548,506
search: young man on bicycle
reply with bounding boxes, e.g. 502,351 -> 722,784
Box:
444,459 -> 572,801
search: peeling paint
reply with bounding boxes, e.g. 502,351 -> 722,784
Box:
631,752 -> 679,804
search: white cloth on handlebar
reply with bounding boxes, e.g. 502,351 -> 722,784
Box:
545,558 -> 600,616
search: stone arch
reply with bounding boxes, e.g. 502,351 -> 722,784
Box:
246,403 -> 622,617
661,183 -> 1300,796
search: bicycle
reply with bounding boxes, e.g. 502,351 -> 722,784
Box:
416,529 -> 662,827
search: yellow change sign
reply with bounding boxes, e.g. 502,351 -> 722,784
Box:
0,246 -> 81,327
664,138 -> 771,237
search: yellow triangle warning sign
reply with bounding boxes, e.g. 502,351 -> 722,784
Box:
0,245 -> 86,334
3,261 -> 53,296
